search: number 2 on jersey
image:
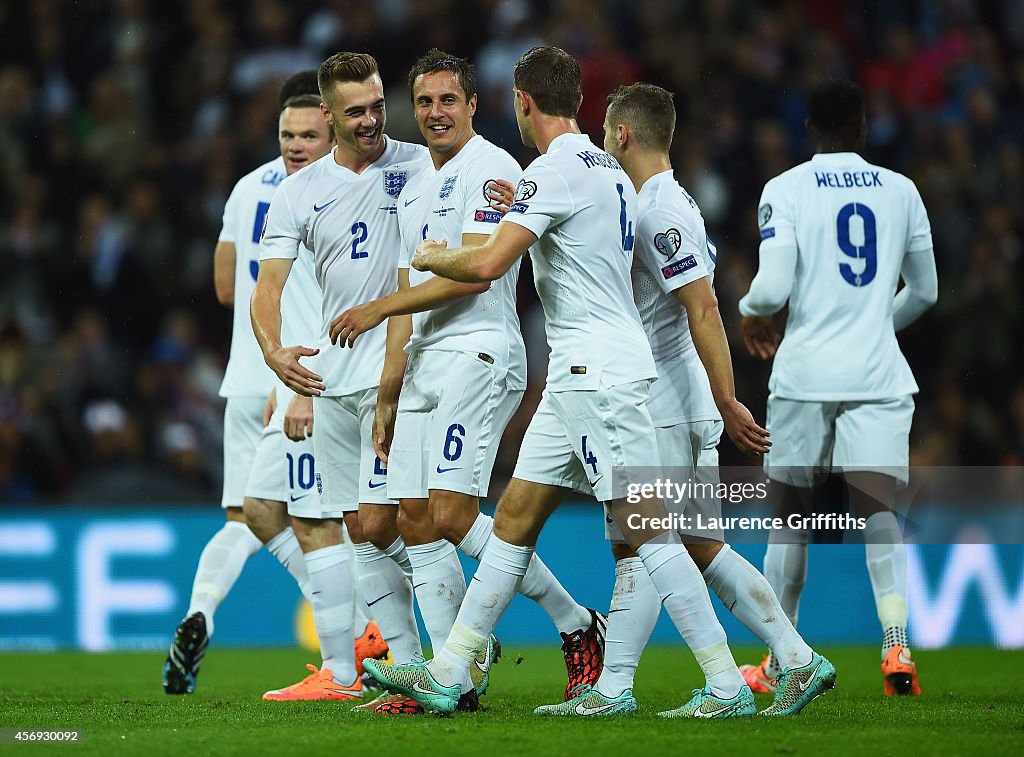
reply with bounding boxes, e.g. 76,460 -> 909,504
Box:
836,202 -> 876,287
351,221 -> 369,259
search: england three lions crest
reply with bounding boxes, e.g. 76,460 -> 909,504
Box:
384,170 -> 409,198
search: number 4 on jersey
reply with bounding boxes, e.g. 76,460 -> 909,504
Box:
616,183 -> 635,252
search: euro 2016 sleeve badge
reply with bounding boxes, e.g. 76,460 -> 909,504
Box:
384,170 -> 409,198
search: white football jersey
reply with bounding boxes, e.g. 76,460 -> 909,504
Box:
501,133 -> 656,391
632,170 -> 719,426
260,139 -> 431,396
218,157 -> 287,398
757,152 -> 932,400
397,135 -> 527,390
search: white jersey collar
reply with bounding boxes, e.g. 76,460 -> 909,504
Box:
810,151 -> 868,165
638,169 -> 675,197
547,131 -> 592,154
325,138 -> 395,178
435,134 -> 484,172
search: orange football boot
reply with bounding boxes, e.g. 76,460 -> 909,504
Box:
882,646 -> 922,696
354,621 -> 391,677
262,664 -> 362,701
739,655 -> 778,694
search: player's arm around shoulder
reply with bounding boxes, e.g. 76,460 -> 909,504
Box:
412,221 -> 537,283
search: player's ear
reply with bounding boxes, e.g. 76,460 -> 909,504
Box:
321,102 -> 333,125
617,123 -> 629,149
516,89 -> 530,116
468,93 -> 478,117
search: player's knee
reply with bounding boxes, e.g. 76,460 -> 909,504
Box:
291,516 -> 342,551
492,479 -> 558,546
685,541 -> 723,572
343,512 -> 364,544
610,542 -> 638,562
359,506 -> 399,549
225,506 -> 247,524
428,490 -> 476,545
243,497 -> 287,544
397,500 -> 440,544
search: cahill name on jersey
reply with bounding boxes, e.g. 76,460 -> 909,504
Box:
758,151 -> 933,400
501,133 -> 655,392
397,135 -> 527,390
260,140 -> 432,396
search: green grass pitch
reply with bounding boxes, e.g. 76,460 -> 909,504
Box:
2,646 -> 1022,755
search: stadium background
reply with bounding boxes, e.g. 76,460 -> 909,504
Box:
0,0 -> 1022,650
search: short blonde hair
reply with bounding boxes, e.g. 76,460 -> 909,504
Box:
318,52 -> 380,105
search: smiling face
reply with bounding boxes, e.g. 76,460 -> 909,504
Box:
321,74 -> 387,163
278,105 -> 334,175
412,70 -> 476,163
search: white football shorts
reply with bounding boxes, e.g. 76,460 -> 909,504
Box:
314,388 -> 394,514
513,380 -> 660,503
764,394 -> 914,487
388,350 -> 523,500
605,420 -> 724,542
245,390 -> 325,518
221,396 -> 267,509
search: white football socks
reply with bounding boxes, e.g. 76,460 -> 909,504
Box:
407,539 -> 467,653
703,545 -> 813,671
304,544 -> 355,684
762,539 -> 809,678
458,512 -> 591,635
595,557 -> 660,698
265,526 -> 311,601
429,536 -> 532,690
636,537 -> 745,699
344,543 -> 372,635
353,540 -> 422,664
863,511 -> 910,658
187,520 -> 262,636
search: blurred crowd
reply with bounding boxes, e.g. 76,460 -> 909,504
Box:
1,0 -> 1022,503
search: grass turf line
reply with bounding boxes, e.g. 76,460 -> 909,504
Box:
1,646 -> 1022,756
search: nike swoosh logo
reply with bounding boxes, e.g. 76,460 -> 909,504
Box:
367,592 -> 394,607
797,661 -> 823,692
413,582 -> 427,590
436,465 -> 462,474
589,476 -> 604,487
404,196 -> 420,207
694,701 -> 737,718
289,493 -> 310,502
574,700 -> 622,716
368,480 -> 386,489
313,199 -> 337,212
412,680 -> 442,696
898,650 -> 914,665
